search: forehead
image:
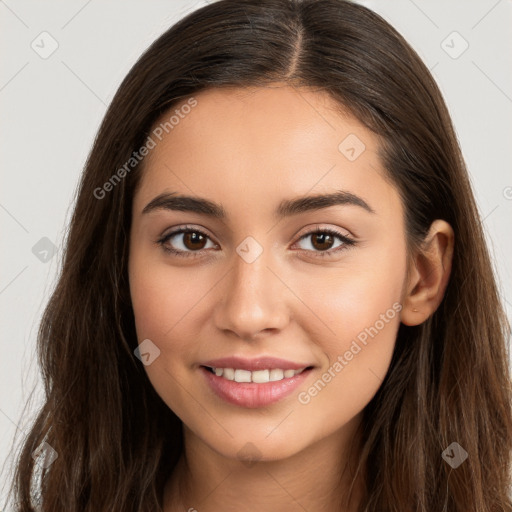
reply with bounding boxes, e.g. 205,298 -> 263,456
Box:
134,84 -> 400,221
148,84 -> 362,163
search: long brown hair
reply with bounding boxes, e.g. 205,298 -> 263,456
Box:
6,0 -> 512,510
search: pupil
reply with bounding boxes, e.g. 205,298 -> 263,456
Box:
314,233 -> 333,251
185,232 -> 206,250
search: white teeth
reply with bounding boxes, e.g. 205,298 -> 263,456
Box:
269,369 -> 284,381
252,369 -> 270,383
234,369 -> 252,383
223,368 -> 235,381
209,367 -> 307,383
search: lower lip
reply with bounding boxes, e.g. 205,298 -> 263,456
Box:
200,366 -> 313,408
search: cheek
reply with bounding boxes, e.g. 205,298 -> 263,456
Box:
293,314 -> 399,446
291,242 -> 406,407
128,254 -> 218,402
128,259 -> 206,416
297,242 -> 406,348
129,253 -> 206,341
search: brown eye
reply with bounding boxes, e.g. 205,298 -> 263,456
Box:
182,231 -> 208,250
295,228 -> 356,258
310,232 -> 335,251
157,227 -> 217,257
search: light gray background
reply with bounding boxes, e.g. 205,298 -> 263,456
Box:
1,0 -> 511,505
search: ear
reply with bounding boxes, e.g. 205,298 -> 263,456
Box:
401,219 -> 454,326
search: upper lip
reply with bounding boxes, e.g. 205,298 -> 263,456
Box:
200,356 -> 313,372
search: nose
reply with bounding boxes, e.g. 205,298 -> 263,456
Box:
213,243 -> 290,340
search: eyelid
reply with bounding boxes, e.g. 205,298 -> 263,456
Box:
294,223 -> 354,240
159,224 -> 216,243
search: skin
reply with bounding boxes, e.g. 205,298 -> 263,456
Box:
128,83 -> 454,511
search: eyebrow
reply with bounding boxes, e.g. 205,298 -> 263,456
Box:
141,190 -> 376,218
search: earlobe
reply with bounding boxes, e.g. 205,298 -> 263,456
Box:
401,220 -> 454,326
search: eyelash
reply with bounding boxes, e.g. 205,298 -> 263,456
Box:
155,224 -> 356,259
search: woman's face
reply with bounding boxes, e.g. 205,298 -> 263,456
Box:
128,84 -> 408,462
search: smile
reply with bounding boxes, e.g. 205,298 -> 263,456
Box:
200,365 -> 314,408
204,366 -> 309,383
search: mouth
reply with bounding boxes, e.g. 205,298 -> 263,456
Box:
199,363 -> 315,408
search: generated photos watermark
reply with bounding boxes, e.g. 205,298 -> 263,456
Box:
93,97 -> 198,200
298,302 -> 403,405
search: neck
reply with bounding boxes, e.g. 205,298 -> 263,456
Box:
164,414 -> 365,512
